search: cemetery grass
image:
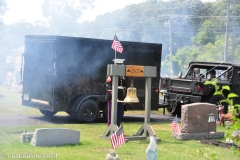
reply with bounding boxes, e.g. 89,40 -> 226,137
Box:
0,85 -> 70,116
1,85 -> 240,159
1,123 -> 240,160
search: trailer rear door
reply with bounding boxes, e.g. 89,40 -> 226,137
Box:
22,37 -> 55,111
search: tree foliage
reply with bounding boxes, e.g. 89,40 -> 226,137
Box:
41,0 -> 95,33
172,46 -> 201,73
204,80 -> 240,144
0,0 -> 240,74
192,20 -> 218,45
0,0 -> 7,22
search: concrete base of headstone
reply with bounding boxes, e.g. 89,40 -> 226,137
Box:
172,132 -> 224,140
30,128 -> 80,146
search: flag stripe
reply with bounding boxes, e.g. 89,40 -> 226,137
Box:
171,115 -> 181,133
111,35 -> 123,53
110,126 -> 126,149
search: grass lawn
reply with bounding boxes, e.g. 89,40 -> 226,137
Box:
0,85 -> 69,116
1,123 -> 240,160
0,85 -> 240,159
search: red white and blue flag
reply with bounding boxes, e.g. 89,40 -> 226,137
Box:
171,115 -> 181,133
111,35 -> 123,53
110,126 -> 126,149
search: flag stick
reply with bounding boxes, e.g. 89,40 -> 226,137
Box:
114,50 -> 116,64
114,32 -> 116,64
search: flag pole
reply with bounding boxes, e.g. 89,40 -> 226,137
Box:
115,50 -> 116,64
114,32 -> 116,64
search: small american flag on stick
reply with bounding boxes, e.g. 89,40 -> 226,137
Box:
110,126 -> 126,149
111,35 -> 123,53
171,115 -> 181,133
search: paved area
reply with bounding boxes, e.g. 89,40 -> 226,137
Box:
0,113 -> 174,126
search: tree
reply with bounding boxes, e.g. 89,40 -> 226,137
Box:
0,0 -> 7,24
172,46 -> 201,74
0,0 -> 8,69
41,0 -> 95,33
192,20 -> 218,45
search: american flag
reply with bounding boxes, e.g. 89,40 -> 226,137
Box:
171,115 -> 181,133
111,35 -> 123,53
110,126 -> 126,149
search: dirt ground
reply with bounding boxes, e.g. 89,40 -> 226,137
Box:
201,139 -> 240,150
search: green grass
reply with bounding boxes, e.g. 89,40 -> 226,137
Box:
1,85 -> 240,159
0,85 -> 41,115
0,85 -> 68,116
0,123 -> 240,160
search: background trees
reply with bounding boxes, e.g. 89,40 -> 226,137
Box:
0,0 -> 8,70
0,0 -> 239,76
41,0 -> 95,34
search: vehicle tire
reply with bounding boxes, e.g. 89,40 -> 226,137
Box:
171,101 -> 181,117
207,94 -> 228,112
207,95 -> 224,105
39,109 -> 57,116
207,95 -> 226,121
76,100 -> 99,123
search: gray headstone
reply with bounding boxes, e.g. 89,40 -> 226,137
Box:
181,103 -> 217,133
30,128 -> 80,146
172,103 -> 224,140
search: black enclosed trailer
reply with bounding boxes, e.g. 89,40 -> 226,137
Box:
21,35 -> 162,123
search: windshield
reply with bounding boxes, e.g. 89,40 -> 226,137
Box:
184,64 -> 232,80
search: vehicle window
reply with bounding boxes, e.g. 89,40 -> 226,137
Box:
193,68 -> 206,78
199,69 -> 207,77
238,71 -> 240,81
215,69 -> 224,77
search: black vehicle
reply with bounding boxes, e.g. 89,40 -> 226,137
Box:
21,35 -> 162,123
159,61 -> 240,116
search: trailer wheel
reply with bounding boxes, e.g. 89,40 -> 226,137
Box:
39,109 -> 57,116
76,100 -> 99,123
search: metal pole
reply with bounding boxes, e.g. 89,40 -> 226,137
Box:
169,18 -> 172,76
111,75 -> 118,125
144,77 -> 151,137
224,0 -> 231,62
144,77 -> 151,125
232,20 -> 236,63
